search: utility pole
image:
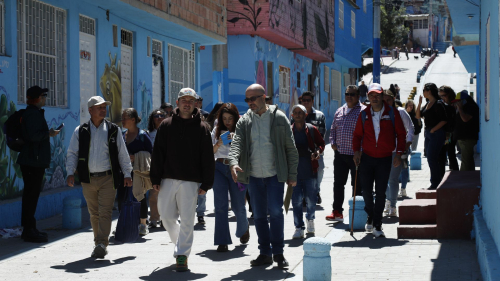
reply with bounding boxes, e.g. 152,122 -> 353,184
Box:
373,0 -> 381,83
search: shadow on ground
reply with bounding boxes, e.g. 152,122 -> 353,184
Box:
219,266 -> 295,281
50,256 -> 136,273
139,265 -> 208,281
196,245 -> 249,261
333,235 -> 408,249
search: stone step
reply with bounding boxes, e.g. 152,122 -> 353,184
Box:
416,189 -> 437,199
399,199 -> 437,225
397,224 -> 437,239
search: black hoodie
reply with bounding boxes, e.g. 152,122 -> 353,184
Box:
150,107 -> 215,191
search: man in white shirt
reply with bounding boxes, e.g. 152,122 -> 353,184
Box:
66,96 -> 133,259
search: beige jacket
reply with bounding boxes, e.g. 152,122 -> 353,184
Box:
133,151 -> 152,201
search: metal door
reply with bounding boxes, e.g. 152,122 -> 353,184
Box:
79,15 -> 96,124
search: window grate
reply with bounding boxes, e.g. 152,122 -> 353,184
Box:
152,40 -> 162,55
351,11 -> 356,38
79,15 -> 95,35
363,0 -> 367,13
121,29 -> 133,47
339,0 -> 344,30
331,70 -> 341,101
0,1 -> 4,55
278,66 -> 290,104
17,0 -> 67,106
168,44 -> 195,104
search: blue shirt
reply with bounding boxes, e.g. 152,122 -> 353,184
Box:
293,127 -> 314,179
123,130 -> 153,155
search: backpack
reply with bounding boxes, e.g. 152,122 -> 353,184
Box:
4,109 -> 26,152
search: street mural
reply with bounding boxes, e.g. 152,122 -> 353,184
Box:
227,0 -> 263,31
100,52 -> 122,126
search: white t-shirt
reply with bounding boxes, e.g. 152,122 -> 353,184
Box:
212,128 -> 231,159
371,105 -> 384,142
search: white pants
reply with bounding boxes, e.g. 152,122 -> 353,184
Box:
158,178 -> 200,257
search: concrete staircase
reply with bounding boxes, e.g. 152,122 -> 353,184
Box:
397,171 -> 480,239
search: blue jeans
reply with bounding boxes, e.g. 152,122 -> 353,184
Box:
196,194 -> 206,217
213,162 -> 248,245
360,154 -> 392,227
400,165 -> 409,190
386,153 -> 403,208
292,178 -> 317,229
248,175 -> 284,256
424,128 -> 445,188
315,155 -> 324,194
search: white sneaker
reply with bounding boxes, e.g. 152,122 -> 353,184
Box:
399,189 -> 407,197
292,228 -> 304,239
373,226 -> 385,238
306,220 -> 315,234
139,224 -> 149,236
383,200 -> 391,214
365,218 -> 373,233
388,207 -> 398,217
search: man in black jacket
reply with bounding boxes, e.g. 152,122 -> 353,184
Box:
17,86 -> 60,243
150,88 -> 215,272
66,96 -> 133,259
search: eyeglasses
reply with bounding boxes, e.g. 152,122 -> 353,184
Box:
345,93 -> 357,97
301,98 -> 312,102
41,94 -> 48,97
153,114 -> 166,118
438,94 -> 447,98
244,95 -> 263,103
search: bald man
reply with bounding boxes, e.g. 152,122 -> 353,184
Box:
228,84 -> 298,268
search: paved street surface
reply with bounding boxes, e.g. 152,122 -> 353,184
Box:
0,48 -> 482,280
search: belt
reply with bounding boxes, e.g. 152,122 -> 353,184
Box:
216,158 -> 230,165
90,170 -> 112,177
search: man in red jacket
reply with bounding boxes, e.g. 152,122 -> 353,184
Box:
352,83 -> 406,237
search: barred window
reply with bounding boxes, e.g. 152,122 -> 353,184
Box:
17,0 -> 67,106
278,66 -> 290,104
168,44 -> 195,104
339,0 -> 344,30
153,40 -> 162,56
351,11 -> 356,38
331,69 -> 341,101
363,0 -> 367,13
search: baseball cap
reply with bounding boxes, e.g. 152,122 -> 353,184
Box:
88,96 -> 111,107
368,83 -> 383,94
178,88 -> 198,100
452,90 -> 469,103
26,86 -> 49,99
291,104 -> 307,114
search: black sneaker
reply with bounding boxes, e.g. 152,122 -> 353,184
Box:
198,216 -> 205,224
317,193 -> 322,204
91,244 -> 107,259
273,254 -> 289,268
250,254 -> 273,266
148,220 -> 159,229
217,245 -> 228,252
21,228 -> 48,243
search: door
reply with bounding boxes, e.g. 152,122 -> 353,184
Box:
152,40 -> 162,110
79,15 -> 96,124
121,29 -> 133,109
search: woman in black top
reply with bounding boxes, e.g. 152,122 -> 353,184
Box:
416,83 -> 448,189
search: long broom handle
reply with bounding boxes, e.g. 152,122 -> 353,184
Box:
350,166 -> 359,236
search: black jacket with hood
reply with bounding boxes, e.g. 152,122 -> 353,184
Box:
150,107 -> 215,191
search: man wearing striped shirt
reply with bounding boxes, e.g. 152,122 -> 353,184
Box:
326,85 -> 366,222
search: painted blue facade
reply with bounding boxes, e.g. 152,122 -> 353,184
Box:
0,0 -> 224,228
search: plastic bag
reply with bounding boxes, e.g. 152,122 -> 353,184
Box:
115,186 -> 141,243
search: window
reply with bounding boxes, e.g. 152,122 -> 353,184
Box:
0,0 -> 5,55
323,65 -> 330,93
168,44 -> 195,104
152,40 -> 162,56
17,0 -> 67,106
331,69 -> 341,101
278,66 -> 290,103
339,0 -> 344,29
363,0 -> 367,13
423,19 -> 428,29
267,61 -> 273,97
351,11 -> 356,38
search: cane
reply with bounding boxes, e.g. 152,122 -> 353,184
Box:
350,165 -> 359,236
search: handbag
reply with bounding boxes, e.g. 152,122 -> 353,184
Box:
115,186 -> 141,243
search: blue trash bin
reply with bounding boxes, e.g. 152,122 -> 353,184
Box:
348,196 -> 367,230
303,237 -> 332,281
62,196 -> 82,229
411,152 -> 422,170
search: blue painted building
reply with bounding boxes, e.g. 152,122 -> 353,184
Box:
0,0 -> 226,228
446,0 -> 500,280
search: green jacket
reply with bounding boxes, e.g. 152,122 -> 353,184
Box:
228,105 -> 298,184
17,105 -> 51,168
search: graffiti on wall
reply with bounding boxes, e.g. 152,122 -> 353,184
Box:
227,0 -> 263,31
137,80 -> 153,131
100,52 -> 122,126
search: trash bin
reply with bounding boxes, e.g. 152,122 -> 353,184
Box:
348,196 -> 367,230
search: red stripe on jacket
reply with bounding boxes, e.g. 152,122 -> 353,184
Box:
352,102 -> 407,158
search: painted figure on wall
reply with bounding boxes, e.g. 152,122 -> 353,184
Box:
100,52 -> 122,126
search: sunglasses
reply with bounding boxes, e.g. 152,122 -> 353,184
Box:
301,98 -> 312,102
153,114 -> 166,118
41,93 -> 48,97
345,93 -> 357,97
244,95 -> 263,103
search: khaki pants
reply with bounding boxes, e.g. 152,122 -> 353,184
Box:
149,188 -> 160,222
82,174 -> 116,246
458,139 -> 477,171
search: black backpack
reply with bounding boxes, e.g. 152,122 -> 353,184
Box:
4,109 -> 26,152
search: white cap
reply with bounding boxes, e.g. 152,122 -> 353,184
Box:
368,83 -> 383,94
178,88 -> 198,99
88,96 -> 111,108
291,104 -> 307,114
